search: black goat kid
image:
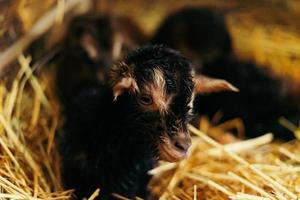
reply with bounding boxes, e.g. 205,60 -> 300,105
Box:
152,7 -> 231,64
57,14 -> 147,104
60,45 -> 237,199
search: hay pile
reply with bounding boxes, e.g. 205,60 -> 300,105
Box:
150,123 -> 300,200
0,55 -> 73,199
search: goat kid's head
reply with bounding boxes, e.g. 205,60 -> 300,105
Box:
109,45 -> 238,162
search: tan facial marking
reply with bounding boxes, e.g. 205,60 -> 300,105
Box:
154,68 -> 172,113
112,33 -> 123,60
142,68 -> 173,113
81,33 -> 100,60
188,92 -> 195,115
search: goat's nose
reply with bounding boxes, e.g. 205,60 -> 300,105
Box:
173,132 -> 191,152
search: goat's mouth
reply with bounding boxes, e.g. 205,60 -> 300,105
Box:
158,133 -> 191,162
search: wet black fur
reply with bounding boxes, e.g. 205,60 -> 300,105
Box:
60,45 -> 194,199
152,7 -> 300,140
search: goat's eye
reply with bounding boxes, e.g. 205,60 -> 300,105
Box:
139,94 -> 153,105
166,79 -> 174,87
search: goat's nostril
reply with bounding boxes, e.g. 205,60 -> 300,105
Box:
174,140 -> 189,152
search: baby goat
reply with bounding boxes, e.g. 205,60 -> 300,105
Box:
57,14 -> 147,104
152,7 -> 231,64
60,45 -> 236,199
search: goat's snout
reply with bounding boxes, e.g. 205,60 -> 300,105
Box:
159,131 -> 191,162
173,132 -> 191,152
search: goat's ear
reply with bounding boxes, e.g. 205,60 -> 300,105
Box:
109,62 -> 138,100
194,74 -> 239,94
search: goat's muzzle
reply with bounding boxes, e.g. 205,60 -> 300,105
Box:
159,131 -> 191,162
